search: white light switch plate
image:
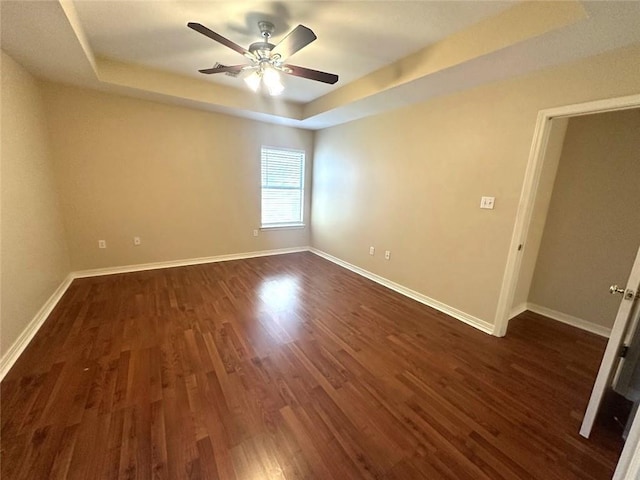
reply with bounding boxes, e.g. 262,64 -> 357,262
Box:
480,196 -> 495,209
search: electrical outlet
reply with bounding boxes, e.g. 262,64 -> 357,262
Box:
385,250 -> 391,260
98,240 -> 106,249
369,246 -> 375,255
253,229 -> 259,237
133,236 -> 141,246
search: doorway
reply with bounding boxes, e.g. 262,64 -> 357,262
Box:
515,107 -> 640,439
494,94 -> 640,480
494,94 -> 640,337
514,108 -> 640,336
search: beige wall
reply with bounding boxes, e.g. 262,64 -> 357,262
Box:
311,44 -> 640,328
512,117 -> 569,310
41,83 -> 314,271
528,109 -> 640,329
1,52 -> 71,357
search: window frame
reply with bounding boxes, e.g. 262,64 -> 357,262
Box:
260,146 -> 306,229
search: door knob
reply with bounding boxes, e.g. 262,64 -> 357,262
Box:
610,285 -> 625,295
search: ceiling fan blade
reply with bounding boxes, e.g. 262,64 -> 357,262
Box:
271,25 -> 317,60
187,22 -> 251,58
198,64 -> 247,75
283,64 -> 339,85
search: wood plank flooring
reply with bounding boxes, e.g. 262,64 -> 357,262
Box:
1,252 -> 623,479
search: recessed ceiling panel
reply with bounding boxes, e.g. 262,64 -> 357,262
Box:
73,1 -> 517,102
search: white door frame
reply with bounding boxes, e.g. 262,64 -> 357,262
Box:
493,92 -> 640,338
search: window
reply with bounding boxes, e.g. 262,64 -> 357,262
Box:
261,146 -> 305,227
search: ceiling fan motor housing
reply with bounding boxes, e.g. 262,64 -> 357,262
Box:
249,41 -> 276,60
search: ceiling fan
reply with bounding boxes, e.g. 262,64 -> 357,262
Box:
187,21 -> 339,96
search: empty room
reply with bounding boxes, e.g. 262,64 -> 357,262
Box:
2,1 -> 640,479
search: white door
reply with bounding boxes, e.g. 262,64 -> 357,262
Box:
580,245 -> 640,438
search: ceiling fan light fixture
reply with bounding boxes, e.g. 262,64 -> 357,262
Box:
244,71 -> 261,92
263,68 -> 284,96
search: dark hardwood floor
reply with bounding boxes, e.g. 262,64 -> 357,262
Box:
1,252 -> 623,479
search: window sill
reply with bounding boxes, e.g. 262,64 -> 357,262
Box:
260,224 -> 306,231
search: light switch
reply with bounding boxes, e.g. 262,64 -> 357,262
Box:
480,196 -> 495,209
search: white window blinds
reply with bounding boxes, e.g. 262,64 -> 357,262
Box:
261,147 -> 305,227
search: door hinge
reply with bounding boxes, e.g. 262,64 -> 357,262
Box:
620,345 -> 629,358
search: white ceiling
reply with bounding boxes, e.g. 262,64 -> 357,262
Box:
2,1 -> 640,129
71,1 -> 516,103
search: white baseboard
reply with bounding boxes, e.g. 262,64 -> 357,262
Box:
0,245 -> 617,382
525,303 -> 611,338
73,246 -> 310,278
510,302 -> 528,319
0,246 -> 310,380
309,248 -> 494,335
2,246 -> 504,379
0,273 -> 74,380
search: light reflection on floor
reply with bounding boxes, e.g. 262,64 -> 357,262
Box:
257,275 -> 304,344
258,275 -> 301,312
